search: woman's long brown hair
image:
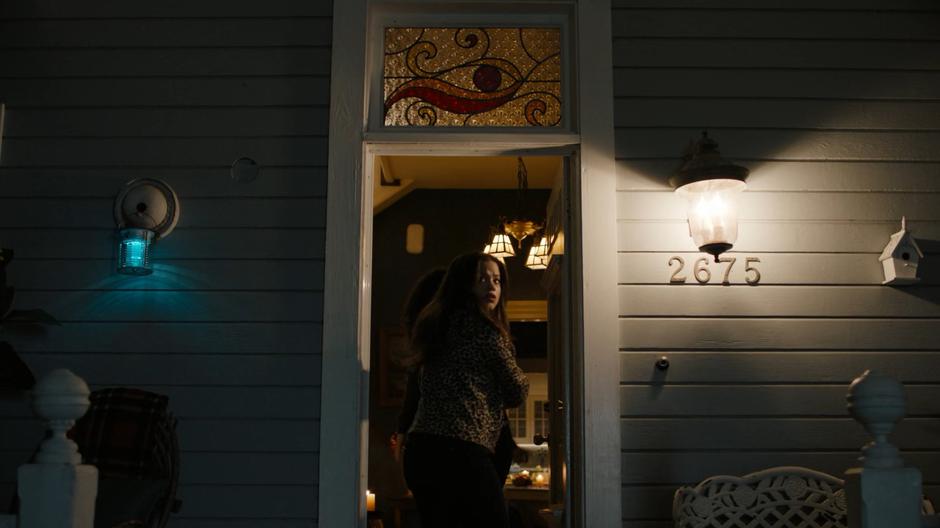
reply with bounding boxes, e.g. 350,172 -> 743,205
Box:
410,252 -> 510,365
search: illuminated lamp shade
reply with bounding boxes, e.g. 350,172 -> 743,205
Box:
481,243 -> 505,265
117,228 -> 155,275
669,132 -> 748,261
525,236 -> 550,270
485,233 -> 516,258
113,178 -> 181,275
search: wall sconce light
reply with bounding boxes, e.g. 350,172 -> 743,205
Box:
405,224 -> 424,255
113,179 -> 181,275
670,132 -> 749,261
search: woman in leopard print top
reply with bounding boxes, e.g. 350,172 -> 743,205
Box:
403,252 -> 528,528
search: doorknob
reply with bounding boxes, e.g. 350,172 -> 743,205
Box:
544,400 -> 565,413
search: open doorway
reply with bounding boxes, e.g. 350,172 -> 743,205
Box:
364,154 -> 573,528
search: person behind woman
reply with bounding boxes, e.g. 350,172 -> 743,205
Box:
403,252 -> 529,528
392,268 -> 446,457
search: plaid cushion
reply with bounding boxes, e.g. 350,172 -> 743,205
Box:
68,388 -> 170,479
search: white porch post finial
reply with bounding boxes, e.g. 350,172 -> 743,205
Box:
844,370 -> 922,528
846,369 -> 905,469
33,369 -> 90,464
17,369 -> 98,528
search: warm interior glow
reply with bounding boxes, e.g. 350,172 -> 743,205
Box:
676,179 -> 745,253
405,223 -> 424,254
486,233 -> 516,258
525,236 -> 550,270
504,219 -> 541,243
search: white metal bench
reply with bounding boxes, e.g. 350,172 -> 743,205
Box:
673,466 -> 849,528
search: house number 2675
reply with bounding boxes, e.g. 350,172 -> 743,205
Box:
668,256 -> 761,285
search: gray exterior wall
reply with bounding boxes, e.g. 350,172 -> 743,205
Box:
613,1 -> 940,526
0,2 -> 329,526
3,0 -> 940,526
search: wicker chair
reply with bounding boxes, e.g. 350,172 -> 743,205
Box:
673,467 -> 849,528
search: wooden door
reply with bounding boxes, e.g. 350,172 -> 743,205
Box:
541,154 -> 576,525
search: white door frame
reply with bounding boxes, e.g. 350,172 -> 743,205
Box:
320,1 -> 619,526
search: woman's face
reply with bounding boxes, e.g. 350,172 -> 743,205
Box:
473,259 -> 502,312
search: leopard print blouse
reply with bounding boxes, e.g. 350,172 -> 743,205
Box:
408,309 -> 529,452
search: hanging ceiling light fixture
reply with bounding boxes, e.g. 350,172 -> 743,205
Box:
502,157 -> 542,245
525,236 -> 550,270
486,233 -> 515,259
669,132 -> 748,262
483,157 -> 544,268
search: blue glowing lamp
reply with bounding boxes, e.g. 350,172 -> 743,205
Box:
114,179 -> 181,276
117,228 -> 156,275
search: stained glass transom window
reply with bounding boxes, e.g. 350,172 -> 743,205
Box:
383,27 -> 562,127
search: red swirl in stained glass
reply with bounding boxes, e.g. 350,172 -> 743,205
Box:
384,27 -> 562,127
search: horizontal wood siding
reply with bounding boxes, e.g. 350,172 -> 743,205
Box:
613,3 -> 940,526
0,2 -> 329,525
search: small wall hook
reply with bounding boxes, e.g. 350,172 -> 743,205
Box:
655,356 -> 670,371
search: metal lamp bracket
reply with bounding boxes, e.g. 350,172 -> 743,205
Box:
113,178 -> 181,239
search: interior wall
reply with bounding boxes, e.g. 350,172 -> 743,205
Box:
611,1 -> 940,526
0,2 -> 329,526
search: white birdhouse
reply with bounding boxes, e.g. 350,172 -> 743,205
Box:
879,217 -> 923,285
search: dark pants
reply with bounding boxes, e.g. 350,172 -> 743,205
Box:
403,433 -> 510,528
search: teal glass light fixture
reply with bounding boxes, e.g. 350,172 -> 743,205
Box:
117,228 -> 155,275
113,179 -> 180,275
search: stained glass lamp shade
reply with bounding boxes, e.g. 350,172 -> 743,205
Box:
525,236 -> 550,270
485,233 -> 516,258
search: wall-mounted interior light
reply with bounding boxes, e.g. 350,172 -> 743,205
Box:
405,224 -> 425,255
669,132 -> 749,261
113,179 -> 181,275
